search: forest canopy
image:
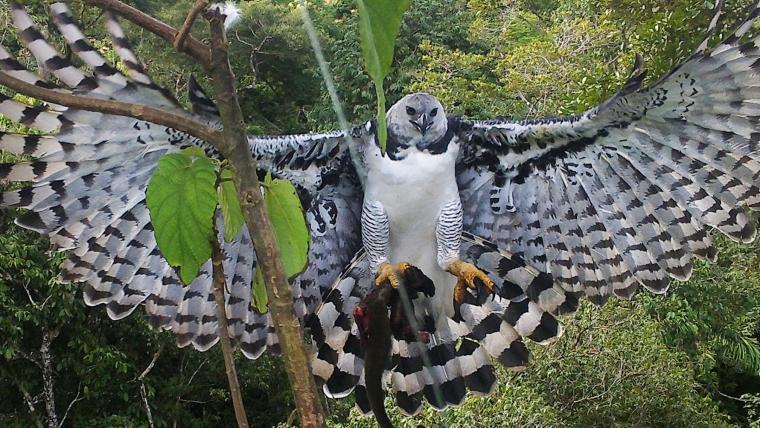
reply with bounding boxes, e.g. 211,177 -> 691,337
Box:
0,0 -> 759,427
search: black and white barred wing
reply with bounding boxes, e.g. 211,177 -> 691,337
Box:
0,3 -> 361,358
458,5 -> 760,308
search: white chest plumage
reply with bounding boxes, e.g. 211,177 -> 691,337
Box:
363,139 -> 461,317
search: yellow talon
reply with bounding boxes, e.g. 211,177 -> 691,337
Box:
448,260 -> 495,304
375,262 -> 412,288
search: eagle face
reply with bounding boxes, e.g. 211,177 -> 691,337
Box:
386,93 -> 448,152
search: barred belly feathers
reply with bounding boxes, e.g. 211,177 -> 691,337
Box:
2,0 -> 760,418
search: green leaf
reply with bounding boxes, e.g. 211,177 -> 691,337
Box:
264,176 -> 309,279
217,168 -> 245,242
181,146 -> 208,158
356,0 -> 411,152
252,268 -> 268,314
146,152 -> 218,284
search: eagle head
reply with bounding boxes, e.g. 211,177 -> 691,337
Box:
387,93 -> 447,151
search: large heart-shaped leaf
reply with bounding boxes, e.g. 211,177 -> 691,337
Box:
146,150 -> 218,284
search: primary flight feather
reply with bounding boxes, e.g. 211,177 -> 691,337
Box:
1,0 -> 759,417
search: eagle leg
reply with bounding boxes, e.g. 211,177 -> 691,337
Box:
447,260 -> 495,305
374,261 -> 413,288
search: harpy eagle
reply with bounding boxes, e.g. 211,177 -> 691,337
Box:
1,1 -> 760,417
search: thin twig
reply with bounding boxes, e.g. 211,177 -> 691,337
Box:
139,384 -> 155,428
136,346 -> 162,428
16,350 -> 41,368
186,358 -> 209,387
178,398 -> 209,404
57,384 -> 83,428
285,409 -> 298,427
23,283 -> 39,308
84,0 -> 211,69
175,0 -> 210,51
211,220 -> 250,428
0,72 -> 224,147
22,283 -> 53,310
717,390 -> 750,402
137,346 -> 163,381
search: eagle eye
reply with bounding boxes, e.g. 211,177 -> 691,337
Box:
430,107 -> 438,117
406,106 -> 416,116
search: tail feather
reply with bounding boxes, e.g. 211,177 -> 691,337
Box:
456,338 -> 497,395
309,233 -> 566,415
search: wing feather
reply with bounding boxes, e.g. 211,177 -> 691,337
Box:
458,4 -> 760,303
11,2 -> 95,90
0,3 -> 361,358
50,3 -> 129,88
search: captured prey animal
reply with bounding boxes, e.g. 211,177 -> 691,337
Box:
352,265 -> 435,427
2,0 -> 760,418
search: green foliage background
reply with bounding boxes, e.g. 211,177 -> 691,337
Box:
0,0 -> 759,426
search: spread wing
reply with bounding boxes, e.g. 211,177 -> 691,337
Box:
0,3 -> 362,358
457,5 -> 760,308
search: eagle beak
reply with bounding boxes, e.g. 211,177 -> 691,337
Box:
410,114 -> 433,136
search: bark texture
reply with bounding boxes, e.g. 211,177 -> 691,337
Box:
204,11 -> 327,427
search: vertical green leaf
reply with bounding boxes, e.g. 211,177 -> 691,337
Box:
264,175 -> 310,278
251,176 -> 310,313
356,0 -> 412,152
252,269 -> 269,314
217,168 -> 245,242
146,151 -> 218,284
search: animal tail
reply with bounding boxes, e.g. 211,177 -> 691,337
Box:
308,233 -> 569,415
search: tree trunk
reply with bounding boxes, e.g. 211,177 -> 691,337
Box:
204,11 -> 327,428
40,328 -> 60,428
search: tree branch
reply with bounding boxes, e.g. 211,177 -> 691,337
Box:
139,383 -> 155,428
0,71 -> 224,147
175,0 -> 210,51
203,10 -> 327,428
2,3 -> 326,426
186,358 -> 209,387
137,346 -> 163,382
15,350 -> 41,368
84,0 -> 211,69
40,328 -> 60,428
211,223 -> 250,428
57,383 -> 83,428
136,346 -> 162,428
2,366 -> 43,428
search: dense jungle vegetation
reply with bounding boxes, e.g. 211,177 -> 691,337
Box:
1,0 -> 759,426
